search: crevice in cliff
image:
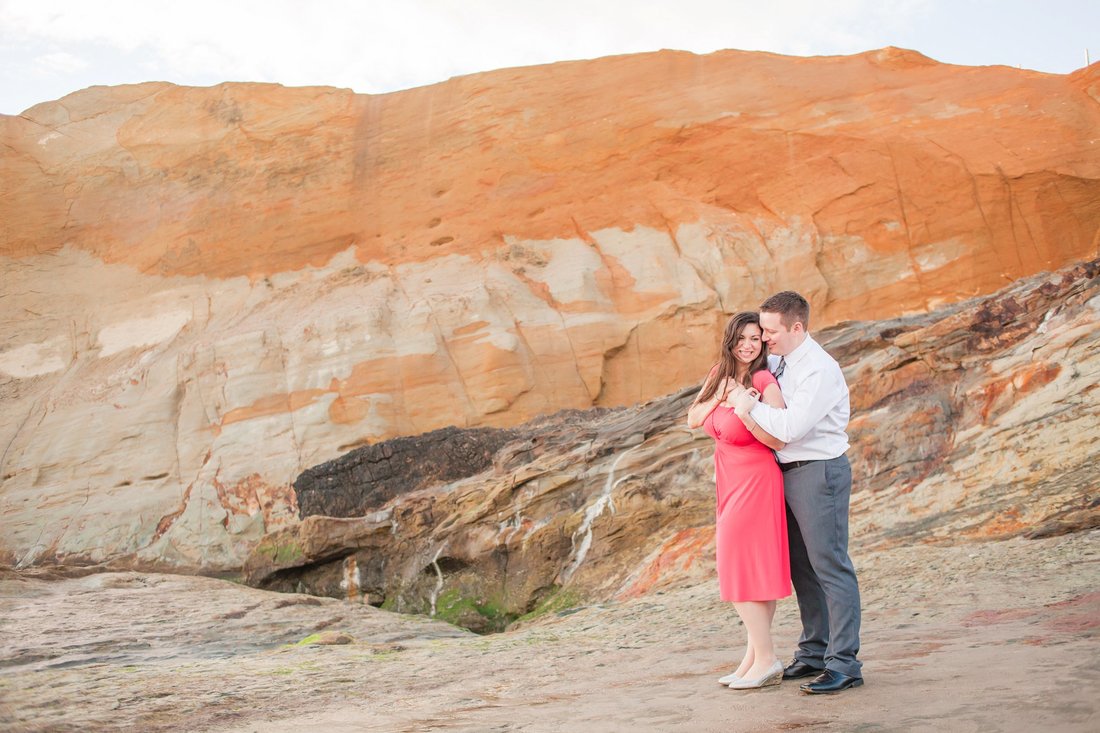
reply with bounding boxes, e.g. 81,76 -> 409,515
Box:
149,443 -> 213,548
388,264 -> 478,427
0,399 -> 39,483
812,183 -> 876,220
998,166 -> 1045,270
886,142 -> 928,294
584,226 -> 628,298
15,505 -> 55,569
21,87 -> 165,128
558,317 -> 594,403
0,140 -> 53,179
151,481 -> 194,544
485,282 -> 551,393
593,323 -> 638,405
806,220 -> 833,309
926,137 -> 1001,264
663,218 -> 725,312
44,484 -> 94,564
170,356 -> 187,524
273,327 -> 307,477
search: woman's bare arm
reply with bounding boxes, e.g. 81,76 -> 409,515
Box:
687,372 -> 727,429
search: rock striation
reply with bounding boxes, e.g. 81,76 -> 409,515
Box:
245,260 -> 1100,631
2,49 -> 1099,571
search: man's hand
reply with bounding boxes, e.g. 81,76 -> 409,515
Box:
732,388 -> 759,417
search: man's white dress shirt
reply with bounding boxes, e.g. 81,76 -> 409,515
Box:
750,334 -> 850,463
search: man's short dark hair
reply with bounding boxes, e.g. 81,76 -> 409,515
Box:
760,291 -> 810,330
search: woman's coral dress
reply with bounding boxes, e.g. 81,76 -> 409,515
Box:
703,369 -> 792,602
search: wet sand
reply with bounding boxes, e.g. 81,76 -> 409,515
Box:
2,530 -> 1098,732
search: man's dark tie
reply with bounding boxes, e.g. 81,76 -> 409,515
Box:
774,357 -> 786,379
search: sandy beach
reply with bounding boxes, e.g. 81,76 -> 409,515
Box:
2,529 -> 1097,732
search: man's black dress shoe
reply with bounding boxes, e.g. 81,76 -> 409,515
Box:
782,660 -> 824,680
799,670 -> 864,694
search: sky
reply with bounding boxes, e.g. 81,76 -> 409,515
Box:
1,0 -> 1097,115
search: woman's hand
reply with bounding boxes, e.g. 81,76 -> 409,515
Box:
720,380 -> 745,405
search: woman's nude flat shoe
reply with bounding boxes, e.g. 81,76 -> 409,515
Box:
717,671 -> 743,685
728,660 -> 783,689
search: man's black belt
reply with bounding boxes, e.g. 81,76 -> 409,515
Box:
779,459 -> 820,473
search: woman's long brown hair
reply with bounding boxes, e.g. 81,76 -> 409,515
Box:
697,311 -> 770,402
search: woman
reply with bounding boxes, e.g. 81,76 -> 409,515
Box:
687,311 -> 791,690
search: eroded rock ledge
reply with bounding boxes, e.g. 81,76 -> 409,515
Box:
245,259 -> 1100,632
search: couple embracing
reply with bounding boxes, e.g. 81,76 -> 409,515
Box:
687,291 -> 863,694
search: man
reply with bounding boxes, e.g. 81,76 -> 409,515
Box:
731,291 -> 863,694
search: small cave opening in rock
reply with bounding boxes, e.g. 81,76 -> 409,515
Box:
424,556 -> 470,576
255,550 -> 584,636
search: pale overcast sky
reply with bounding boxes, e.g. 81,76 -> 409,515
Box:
1,0 -> 1096,115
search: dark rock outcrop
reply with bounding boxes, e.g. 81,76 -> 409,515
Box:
295,425 -> 525,518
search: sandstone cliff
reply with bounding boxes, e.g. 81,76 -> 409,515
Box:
2,49 -> 1098,570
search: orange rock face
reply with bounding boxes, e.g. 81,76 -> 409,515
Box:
5,49 -> 1100,299
1,48 -> 1098,570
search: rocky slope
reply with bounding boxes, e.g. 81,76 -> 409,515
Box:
245,260 -> 1100,631
2,49 -> 1099,571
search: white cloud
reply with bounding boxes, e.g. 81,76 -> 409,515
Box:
0,0 -> 926,93
33,49 -> 88,74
